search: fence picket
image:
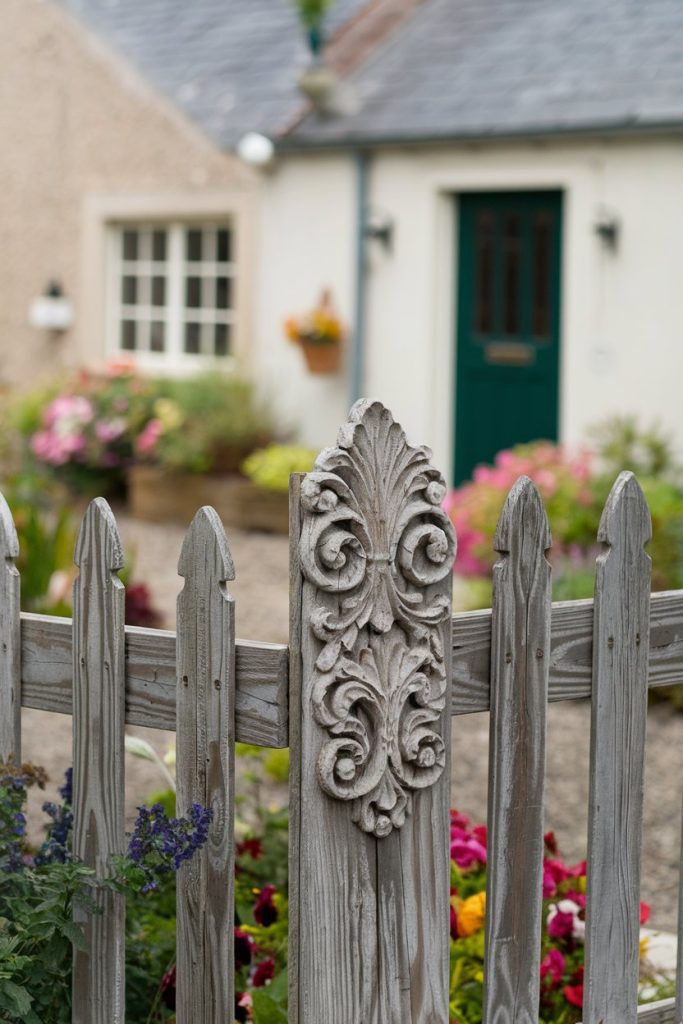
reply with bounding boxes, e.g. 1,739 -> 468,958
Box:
72,499 -> 126,1024
483,477 -> 551,1023
0,493 -> 20,763
176,507 -> 235,1024
290,400 -> 455,1023
583,472 -> 652,1024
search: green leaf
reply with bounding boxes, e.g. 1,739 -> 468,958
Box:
58,920 -> 88,952
2,979 -> 32,1015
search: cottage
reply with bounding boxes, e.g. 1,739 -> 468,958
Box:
4,0 -> 683,483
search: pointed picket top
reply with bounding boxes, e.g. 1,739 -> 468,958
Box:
597,470 -> 652,553
178,506 -> 235,585
493,476 -> 551,578
0,492 -> 19,563
74,497 -> 124,573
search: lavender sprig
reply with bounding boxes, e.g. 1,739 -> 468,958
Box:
126,802 -> 213,893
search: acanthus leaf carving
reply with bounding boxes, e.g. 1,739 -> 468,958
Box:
300,400 -> 456,838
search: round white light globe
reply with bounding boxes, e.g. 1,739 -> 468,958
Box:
237,132 -> 275,168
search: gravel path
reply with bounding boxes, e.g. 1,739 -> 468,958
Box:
21,514 -> 683,931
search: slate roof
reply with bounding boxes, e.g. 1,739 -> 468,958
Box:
289,0 -> 683,145
57,0 -> 368,149
59,0 -> 683,151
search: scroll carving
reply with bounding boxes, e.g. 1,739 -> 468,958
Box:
300,400 -> 456,837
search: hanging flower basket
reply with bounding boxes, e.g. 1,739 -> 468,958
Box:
300,340 -> 341,374
285,289 -> 344,376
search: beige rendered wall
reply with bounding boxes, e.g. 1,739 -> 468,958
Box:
0,0 -> 255,388
256,137 -> 683,475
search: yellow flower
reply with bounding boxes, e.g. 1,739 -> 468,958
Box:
639,935 -> 649,958
456,891 -> 486,937
153,398 -> 184,431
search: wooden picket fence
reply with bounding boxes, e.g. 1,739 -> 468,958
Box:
0,398 -> 681,1024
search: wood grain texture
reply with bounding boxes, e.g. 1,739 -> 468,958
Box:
583,473 -> 652,1024
450,589 -> 683,713
632,997 -> 678,1022
175,508 -> 235,1024
19,614 -> 288,746
71,499 -> 126,1024
483,478 -> 551,1023
0,493 -> 20,763
291,400 -> 454,1023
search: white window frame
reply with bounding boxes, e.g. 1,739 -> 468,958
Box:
79,190 -> 254,376
105,220 -> 238,373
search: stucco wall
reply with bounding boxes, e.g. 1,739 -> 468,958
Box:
0,0 -> 254,387
255,138 -> 683,476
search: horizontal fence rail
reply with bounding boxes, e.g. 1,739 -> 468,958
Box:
16,588 -> 683,740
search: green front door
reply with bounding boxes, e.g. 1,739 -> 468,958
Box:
454,191 -> 563,484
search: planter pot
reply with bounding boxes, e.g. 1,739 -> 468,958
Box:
300,341 -> 341,374
128,466 -> 289,533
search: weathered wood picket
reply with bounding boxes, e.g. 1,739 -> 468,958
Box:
0,399 -> 681,1024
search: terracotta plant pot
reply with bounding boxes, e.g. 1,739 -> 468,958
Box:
300,341 -> 341,374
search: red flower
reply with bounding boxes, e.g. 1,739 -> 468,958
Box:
563,982 -> 583,1007
251,957 -> 275,988
160,963 -> 176,1010
640,901 -> 651,925
544,831 -> 559,855
235,928 -> 254,969
253,884 -> 278,926
563,966 -> 584,1008
237,837 -> 263,860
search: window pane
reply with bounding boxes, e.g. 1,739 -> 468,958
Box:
533,212 -> 552,339
216,277 -> 232,310
122,276 -> 137,305
122,230 -> 138,261
217,229 -> 232,262
186,277 -> 201,308
186,229 -> 202,261
474,211 -> 494,335
503,213 -> 521,336
214,323 -> 230,357
152,276 -> 166,307
150,321 -> 165,353
152,230 -> 167,261
121,320 -> 136,351
184,322 -> 201,354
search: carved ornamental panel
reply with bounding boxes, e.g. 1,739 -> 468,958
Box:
299,400 -> 456,837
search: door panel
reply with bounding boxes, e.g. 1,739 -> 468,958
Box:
454,191 -> 562,484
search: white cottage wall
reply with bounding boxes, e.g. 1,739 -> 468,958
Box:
255,137 -> 683,478
255,154 -> 355,446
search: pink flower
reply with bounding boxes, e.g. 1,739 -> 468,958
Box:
450,831 -> 487,868
540,949 -> 565,987
640,901 -> 651,925
547,899 -> 585,941
95,418 -> 126,443
542,859 -> 569,898
135,419 -> 162,455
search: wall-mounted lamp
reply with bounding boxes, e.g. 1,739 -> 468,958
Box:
594,210 -> 620,250
364,208 -> 394,251
29,281 -> 73,332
